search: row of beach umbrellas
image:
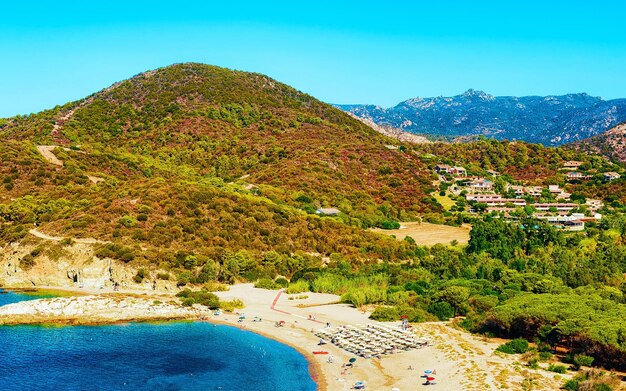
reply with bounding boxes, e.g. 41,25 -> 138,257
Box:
315,323 -> 429,357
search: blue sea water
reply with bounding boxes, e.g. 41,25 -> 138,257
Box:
0,288 -> 55,306
0,292 -> 317,391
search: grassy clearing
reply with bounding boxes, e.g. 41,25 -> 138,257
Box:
432,191 -> 456,211
371,222 -> 471,246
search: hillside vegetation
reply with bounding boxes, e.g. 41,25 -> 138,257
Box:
571,122 -> 626,163
0,63 -> 437,282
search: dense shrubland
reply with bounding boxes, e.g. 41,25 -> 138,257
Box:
270,213 -> 626,370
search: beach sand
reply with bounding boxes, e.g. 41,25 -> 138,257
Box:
212,284 -> 569,391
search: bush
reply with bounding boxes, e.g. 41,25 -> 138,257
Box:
60,237 -> 74,246
428,301 -> 454,320
547,364 -> 567,374
219,299 -> 245,312
527,357 -> 539,369
181,297 -> 195,307
118,215 -> 137,228
19,254 -> 36,270
30,247 -> 42,257
133,268 -> 148,283
203,281 -> 229,292
176,289 -> 220,309
538,351 -> 553,361
156,272 -> 170,280
370,306 -> 400,321
95,243 -> 136,262
285,279 -> 310,294
274,277 -> 289,288
379,220 -> 401,230
572,354 -> 594,369
177,271 -> 193,287
496,338 -> 530,354
369,305 -> 433,322
563,369 -> 620,391
254,278 -> 279,290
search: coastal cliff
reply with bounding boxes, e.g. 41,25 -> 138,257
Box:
0,240 -> 176,292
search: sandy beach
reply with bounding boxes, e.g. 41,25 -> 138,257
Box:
211,284 -> 570,391
0,284 -> 574,391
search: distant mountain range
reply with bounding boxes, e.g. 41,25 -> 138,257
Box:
336,89 -> 626,146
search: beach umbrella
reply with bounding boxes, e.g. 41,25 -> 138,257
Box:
349,358 -> 357,363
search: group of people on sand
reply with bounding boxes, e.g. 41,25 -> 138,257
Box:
406,366 -> 438,385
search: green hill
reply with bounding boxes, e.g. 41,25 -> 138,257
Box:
0,63 -> 436,281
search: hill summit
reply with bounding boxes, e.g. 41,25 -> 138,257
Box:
0,63 -> 437,273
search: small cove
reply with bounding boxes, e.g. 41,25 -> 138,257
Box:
0,290 -> 316,390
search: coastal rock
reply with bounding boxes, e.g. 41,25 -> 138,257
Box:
0,295 -> 203,325
0,241 -> 177,293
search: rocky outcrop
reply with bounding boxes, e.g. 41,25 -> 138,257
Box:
0,241 -> 176,292
0,295 -> 203,325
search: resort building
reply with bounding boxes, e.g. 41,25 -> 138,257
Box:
556,192 -> 572,201
450,166 -> 467,177
566,172 -> 592,181
539,214 -> 586,231
465,194 -> 502,202
604,172 -> 621,181
466,194 -> 526,207
562,161 -> 583,170
434,164 -> 451,174
465,178 -> 493,191
507,185 -> 525,197
526,186 -> 543,198
586,199 -> 604,211
533,203 -> 578,212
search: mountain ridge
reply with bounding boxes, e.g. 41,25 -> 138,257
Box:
337,89 -> 626,145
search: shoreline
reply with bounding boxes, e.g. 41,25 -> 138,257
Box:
205,316 -> 327,391
0,286 -> 327,390
0,283 -> 581,390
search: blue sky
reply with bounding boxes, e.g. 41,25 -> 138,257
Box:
1,1 -> 625,117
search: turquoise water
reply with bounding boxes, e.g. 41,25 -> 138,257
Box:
0,288 -> 53,306
0,292 -> 316,391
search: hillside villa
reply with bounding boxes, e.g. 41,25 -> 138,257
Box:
464,178 -> 493,191
434,165 -> 467,177
586,199 -> 604,211
562,161 -> 583,170
566,172 -> 592,181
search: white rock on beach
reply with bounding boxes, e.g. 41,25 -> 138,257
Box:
0,296 -> 202,324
